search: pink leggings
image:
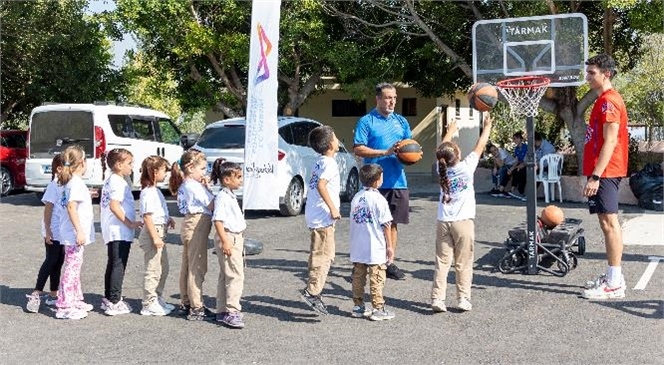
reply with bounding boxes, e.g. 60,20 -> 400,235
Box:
56,245 -> 85,309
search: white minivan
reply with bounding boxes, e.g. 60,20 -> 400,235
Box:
25,103 -> 190,197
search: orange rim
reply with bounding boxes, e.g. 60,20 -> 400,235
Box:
496,76 -> 551,89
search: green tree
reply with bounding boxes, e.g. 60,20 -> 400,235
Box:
116,0 -> 394,118
0,0 -> 121,128
327,0 -> 663,174
614,33 -> 664,140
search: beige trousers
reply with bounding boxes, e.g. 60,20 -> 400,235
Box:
352,263 -> 387,309
214,232 -> 244,313
138,224 -> 170,306
179,213 -> 212,309
431,219 -> 475,301
306,225 -> 335,296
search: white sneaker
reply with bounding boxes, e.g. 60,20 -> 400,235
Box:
158,296 -> 175,311
74,301 -> 94,312
582,280 -> 626,300
56,308 -> 88,320
141,300 -> 172,316
104,301 -> 131,316
431,299 -> 447,313
457,297 -> 473,311
101,298 -> 111,311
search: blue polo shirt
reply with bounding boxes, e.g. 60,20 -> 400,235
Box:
514,143 -> 528,163
354,108 -> 412,189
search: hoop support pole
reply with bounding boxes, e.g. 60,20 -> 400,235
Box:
526,116 -> 538,274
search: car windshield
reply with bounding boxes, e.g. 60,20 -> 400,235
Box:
196,125 -> 245,149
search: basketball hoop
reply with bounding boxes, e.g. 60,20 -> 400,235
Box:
496,76 -> 551,118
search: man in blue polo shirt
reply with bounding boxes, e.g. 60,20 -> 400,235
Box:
353,82 -> 412,280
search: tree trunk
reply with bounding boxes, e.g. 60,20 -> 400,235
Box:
603,7 -> 615,54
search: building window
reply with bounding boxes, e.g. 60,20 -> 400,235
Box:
402,98 -> 417,116
332,100 -> 366,117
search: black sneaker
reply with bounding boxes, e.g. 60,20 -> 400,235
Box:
386,263 -> 406,280
299,289 -> 329,315
501,191 -> 512,199
177,304 -> 191,317
186,306 -> 214,321
489,188 -> 502,196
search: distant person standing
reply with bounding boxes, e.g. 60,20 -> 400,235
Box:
354,83 -> 412,281
581,53 -> 629,300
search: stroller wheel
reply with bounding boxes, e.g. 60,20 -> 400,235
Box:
556,257 -> 570,276
576,236 -> 586,255
498,250 -> 526,273
566,253 -> 578,270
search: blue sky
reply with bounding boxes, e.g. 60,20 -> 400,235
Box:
87,0 -> 136,67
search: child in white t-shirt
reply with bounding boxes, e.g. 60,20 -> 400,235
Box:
55,145 -> 96,320
26,154 -> 65,313
299,125 -> 341,315
100,148 -> 142,316
138,156 -> 176,316
431,113 -> 492,313
169,149 -> 214,321
349,164 -> 394,321
210,158 -> 247,328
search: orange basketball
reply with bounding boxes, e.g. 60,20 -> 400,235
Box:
540,205 -> 565,228
468,83 -> 498,112
395,139 -> 423,165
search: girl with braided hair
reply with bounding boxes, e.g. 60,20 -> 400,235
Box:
430,113 -> 492,313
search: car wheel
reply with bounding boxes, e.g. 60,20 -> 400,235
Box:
279,177 -> 304,216
0,167 -> 13,196
343,168 -> 359,202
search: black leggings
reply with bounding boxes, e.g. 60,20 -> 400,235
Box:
104,241 -> 131,303
34,241 -> 65,292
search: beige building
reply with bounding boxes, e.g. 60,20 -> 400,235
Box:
205,83 -> 483,175
298,83 -> 482,174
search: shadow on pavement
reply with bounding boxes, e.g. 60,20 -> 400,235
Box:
594,299 -> 664,319
243,295 -> 321,323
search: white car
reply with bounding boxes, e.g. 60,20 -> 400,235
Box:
191,116 -> 360,216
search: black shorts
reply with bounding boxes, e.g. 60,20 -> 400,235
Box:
379,189 -> 410,224
588,177 -> 622,214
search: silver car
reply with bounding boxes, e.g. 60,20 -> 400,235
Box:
191,116 -> 360,216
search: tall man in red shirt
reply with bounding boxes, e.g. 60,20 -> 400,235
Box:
581,54 -> 629,300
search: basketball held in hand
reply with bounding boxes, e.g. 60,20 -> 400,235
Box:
395,139 -> 423,165
540,205 -> 565,228
468,83 -> 498,112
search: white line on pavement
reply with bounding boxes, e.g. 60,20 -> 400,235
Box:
633,256 -> 664,290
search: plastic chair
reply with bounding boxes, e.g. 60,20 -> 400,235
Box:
536,154 -> 564,203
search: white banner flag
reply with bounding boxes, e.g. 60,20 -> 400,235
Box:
243,0 -> 281,211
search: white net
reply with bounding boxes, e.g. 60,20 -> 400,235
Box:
496,77 -> 551,118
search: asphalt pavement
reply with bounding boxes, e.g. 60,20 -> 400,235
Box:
1,178 -> 663,364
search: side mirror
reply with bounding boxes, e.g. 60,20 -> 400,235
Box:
180,133 -> 199,149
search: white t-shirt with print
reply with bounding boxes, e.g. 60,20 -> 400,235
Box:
177,179 -> 214,216
305,155 -> 340,229
59,175 -> 95,246
140,186 -> 169,225
100,174 -> 136,243
437,151 -> 479,222
41,179 -> 64,241
349,188 -> 393,265
212,187 -> 246,234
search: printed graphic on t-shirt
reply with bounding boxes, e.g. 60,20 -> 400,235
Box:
177,186 -> 187,213
351,196 -> 373,224
308,160 -> 322,190
100,185 -> 111,208
602,101 -> 615,114
448,173 -> 470,195
59,190 -> 67,208
585,125 -> 593,145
